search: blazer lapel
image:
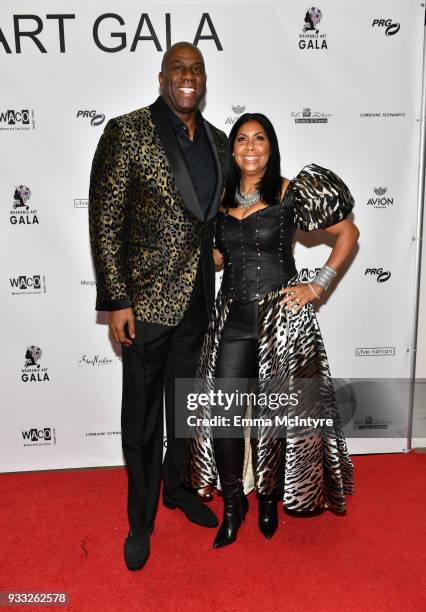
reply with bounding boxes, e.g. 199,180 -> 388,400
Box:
149,97 -> 204,221
203,121 -> 223,222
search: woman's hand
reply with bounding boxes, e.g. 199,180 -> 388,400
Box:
213,248 -> 224,267
280,283 -> 325,313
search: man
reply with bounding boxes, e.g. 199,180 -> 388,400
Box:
89,42 -> 227,570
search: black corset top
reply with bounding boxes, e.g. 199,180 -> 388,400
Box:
215,190 -> 298,303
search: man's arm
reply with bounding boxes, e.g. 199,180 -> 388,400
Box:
88,119 -> 135,345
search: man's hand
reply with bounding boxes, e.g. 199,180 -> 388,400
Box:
109,308 -> 135,346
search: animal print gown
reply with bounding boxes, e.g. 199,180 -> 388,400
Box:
184,164 -> 355,513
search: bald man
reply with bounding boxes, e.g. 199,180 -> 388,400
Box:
89,43 -> 227,570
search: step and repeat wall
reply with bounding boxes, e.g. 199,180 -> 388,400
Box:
0,0 -> 424,471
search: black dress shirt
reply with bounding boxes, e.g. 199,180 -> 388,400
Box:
162,98 -> 217,219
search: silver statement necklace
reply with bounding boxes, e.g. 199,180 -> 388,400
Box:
235,187 -> 260,209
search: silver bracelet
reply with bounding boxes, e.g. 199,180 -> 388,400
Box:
314,265 -> 337,290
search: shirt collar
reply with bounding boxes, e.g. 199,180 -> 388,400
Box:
161,96 -> 204,133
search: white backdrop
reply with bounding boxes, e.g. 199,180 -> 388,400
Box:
1,0 -> 424,472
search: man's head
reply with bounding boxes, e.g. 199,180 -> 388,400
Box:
159,42 -> 206,116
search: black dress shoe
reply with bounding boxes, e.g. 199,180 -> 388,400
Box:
258,494 -> 278,539
213,490 -> 248,549
163,487 -> 218,527
124,529 -> 150,571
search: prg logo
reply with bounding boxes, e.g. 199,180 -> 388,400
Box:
365,268 -> 391,283
372,19 -> 400,36
77,110 -> 106,127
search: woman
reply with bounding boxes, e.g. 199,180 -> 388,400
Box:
184,113 -> 359,548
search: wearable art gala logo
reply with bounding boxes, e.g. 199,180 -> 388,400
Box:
10,185 -> 39,225
299,7 -> 327,50
20,346 -> 50,382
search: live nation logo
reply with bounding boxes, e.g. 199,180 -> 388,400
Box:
10,274 -> 46,295
225,104 -> 246,126
291,107 -> 331,124
355,347 -> 396,357
76,110 -> 105,127
365,268 -> 391,283
10,185 -> 39,225
299,7 -> 327,50
21,427 -> 56,446
366,187 -> 394,209
74,198 -> 88,208
0,109 -> 35,130
20,346 -> 50,382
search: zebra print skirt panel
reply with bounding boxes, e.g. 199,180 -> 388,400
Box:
184,279 -> 354,514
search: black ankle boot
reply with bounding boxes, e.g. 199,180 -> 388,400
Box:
258,494 -> 278,539
213,487 -> 248,549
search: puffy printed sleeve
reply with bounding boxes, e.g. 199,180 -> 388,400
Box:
292,163 -> 354,231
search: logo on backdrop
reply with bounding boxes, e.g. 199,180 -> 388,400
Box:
365,268 -> 391,283
299,7 -> 327,50
74,198 -> 88,208
0,13 -> 223,54
0,109 -> 35,130
76,111 -> 105,127
10,185 -> 39,225
291,107 -> 331,124
371,19 -> 400,36
366,187 -> 394,209
80,280 -> 96,288
10,275 -> 46,295
298,268 -> 321,282
21,346 -> 50,382
354,416 -> 390,430
355,347 -> 396,356
225,105 -> 246,126
360,111 -> 405,118
21,427 -> 56,446
85,430 -> 121,438
77,354 -> 118,367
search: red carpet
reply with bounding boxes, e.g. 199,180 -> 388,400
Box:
1,454 -> 425,612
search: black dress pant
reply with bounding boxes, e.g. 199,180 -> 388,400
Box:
121,267 -> 208,532
213,300 -> 259,491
